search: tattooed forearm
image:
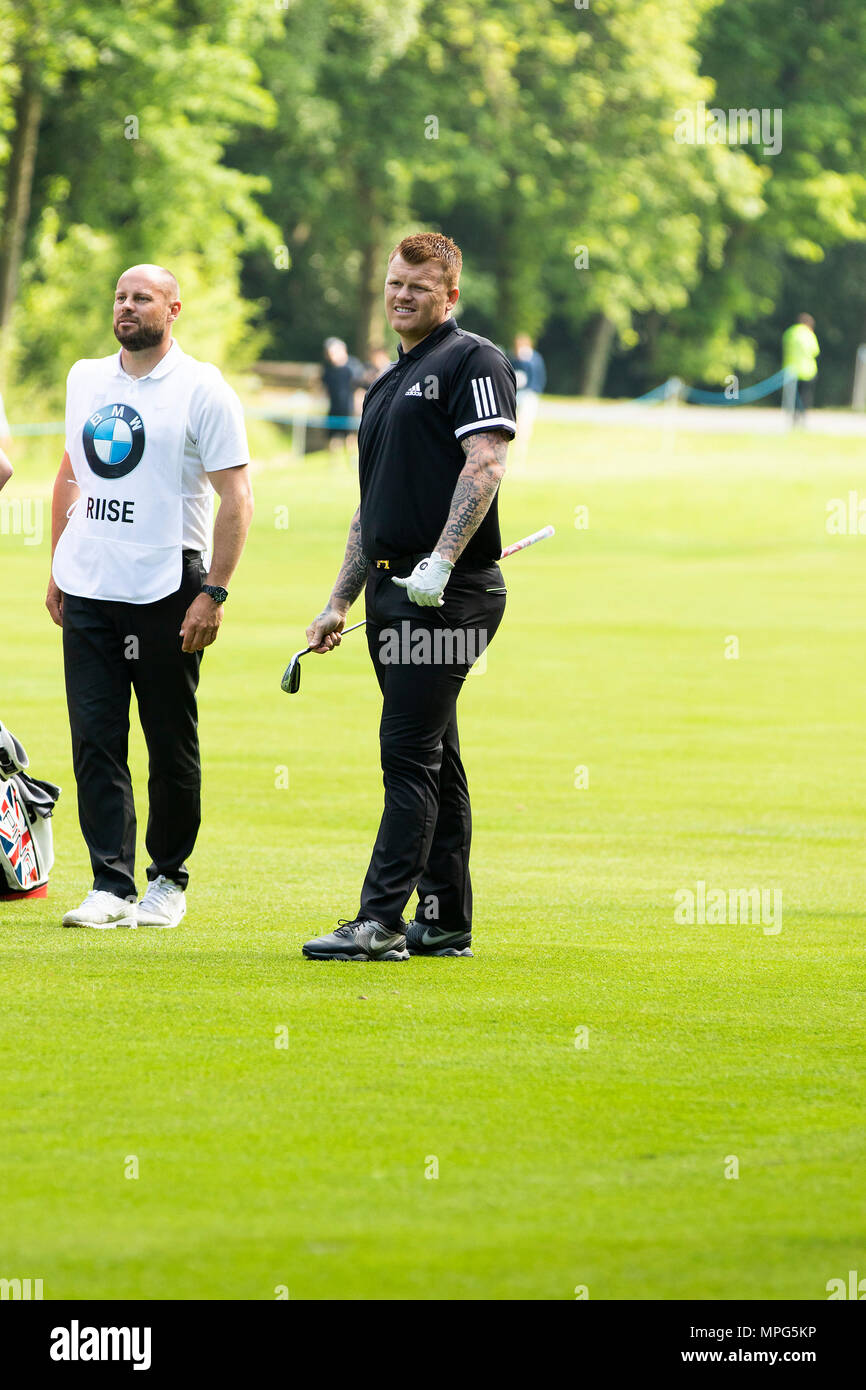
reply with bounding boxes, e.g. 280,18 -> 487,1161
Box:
328,507 -> 369,611
435,429 -> 509,563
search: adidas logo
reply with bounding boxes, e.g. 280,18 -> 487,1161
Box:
404,381 -> 422,396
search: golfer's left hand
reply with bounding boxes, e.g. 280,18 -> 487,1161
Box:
392,552 -> 454,607
180,593 -> 223,652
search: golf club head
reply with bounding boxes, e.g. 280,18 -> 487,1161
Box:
279,622 -> 365,696
280,648 -> 309,695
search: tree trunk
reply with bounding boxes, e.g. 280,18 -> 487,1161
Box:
0,60 -> 43,356
580,313 -> 616,398
354,231 -> 384,358
353,182 -> 385,358
495,185 -> 529,345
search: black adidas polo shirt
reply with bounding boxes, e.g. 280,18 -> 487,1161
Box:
358,317 -> 517,565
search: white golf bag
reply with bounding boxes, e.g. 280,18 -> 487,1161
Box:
0,721 -> 61,900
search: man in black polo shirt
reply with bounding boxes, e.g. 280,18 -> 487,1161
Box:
302,232 -> 516,962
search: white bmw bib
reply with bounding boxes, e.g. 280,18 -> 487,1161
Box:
53,346 -> 199,604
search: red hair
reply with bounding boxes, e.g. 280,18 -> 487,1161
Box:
388,233 -> 462,291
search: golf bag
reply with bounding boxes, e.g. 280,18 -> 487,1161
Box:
0,721 -> 61,900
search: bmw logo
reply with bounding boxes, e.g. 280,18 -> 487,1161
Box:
83,404 -> 145,479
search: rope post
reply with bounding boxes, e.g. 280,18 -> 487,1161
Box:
781,369 -> 797,423
660,377 -> 683,458
852,345 -> 866,411
292,413 -> 307,458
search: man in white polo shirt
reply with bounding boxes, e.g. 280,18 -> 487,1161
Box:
46,264 -> 253,929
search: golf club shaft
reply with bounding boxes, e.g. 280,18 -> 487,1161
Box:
500,524 -> 555,559
281,535 -> 549,691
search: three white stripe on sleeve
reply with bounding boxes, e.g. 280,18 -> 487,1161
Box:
470,375 -> 498,420
454,374 -> 516,438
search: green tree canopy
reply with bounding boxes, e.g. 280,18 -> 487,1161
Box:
0,0 -> 279,397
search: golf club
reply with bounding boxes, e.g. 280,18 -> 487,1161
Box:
280,619 -> 367,694
500,523 -> 555,558
280,527 -> 554,694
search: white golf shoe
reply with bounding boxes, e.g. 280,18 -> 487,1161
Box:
137,875 -> 186,928
62,889 -> 137,929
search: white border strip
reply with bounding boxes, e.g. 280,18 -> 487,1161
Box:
454,416 -> 517,439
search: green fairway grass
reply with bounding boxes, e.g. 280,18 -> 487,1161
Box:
1,416 -> 864,1299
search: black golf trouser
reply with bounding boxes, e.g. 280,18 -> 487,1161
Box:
61,552 -> 205,900
795,378 -> 815,415
358,562 -> 507,933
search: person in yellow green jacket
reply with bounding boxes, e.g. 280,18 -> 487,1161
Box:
782,313 -> 820,423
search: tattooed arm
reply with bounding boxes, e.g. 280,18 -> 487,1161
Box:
306,506 -> 368,652
329,506 -> 369,611
434,429 -> 510,563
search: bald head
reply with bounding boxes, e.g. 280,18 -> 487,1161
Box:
114,264 -> 181,357
119,263 -> 180,301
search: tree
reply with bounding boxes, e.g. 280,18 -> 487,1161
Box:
0,0 -> 280,393
650,0 -> 866,397
240,0 -> 761,395
235,0 -> 429,361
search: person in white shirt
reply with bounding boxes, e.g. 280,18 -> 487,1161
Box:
46,264 -> 254,930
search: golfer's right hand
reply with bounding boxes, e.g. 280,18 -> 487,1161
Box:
46,577 -> 63,627
306,606 -> 346,652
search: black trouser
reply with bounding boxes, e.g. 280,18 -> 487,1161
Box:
61,552 -> 205,899
794,378 -> 815,415
358,561 -> 507,933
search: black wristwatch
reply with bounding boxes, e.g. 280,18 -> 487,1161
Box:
202,584 -> 229,604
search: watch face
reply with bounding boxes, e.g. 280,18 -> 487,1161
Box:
204,585 -> 228,603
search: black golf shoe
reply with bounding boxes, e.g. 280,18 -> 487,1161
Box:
405,921 -> 474,957
302,918 -> 409,961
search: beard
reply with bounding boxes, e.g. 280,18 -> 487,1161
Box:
114,318 -> 167,351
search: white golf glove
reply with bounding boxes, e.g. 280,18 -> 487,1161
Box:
392,552 -> 454,607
